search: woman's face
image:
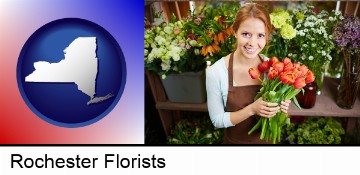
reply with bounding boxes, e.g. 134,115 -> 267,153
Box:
234,17 -> 266,59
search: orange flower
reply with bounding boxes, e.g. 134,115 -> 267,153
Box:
258,61 -> 270,72
217,32 -> 225,43
201,43 -> 221,56
269,56 -> 280,67
283,57 -> 291,65
268,69 -> 278,80
272,62 -> 284,74
305,70 -> 315,83
280,71 -> 296,84
298,65 -> 309,77
293,62 -> 300,69
283,62 -> 294,72
292,68 -> 302,78
293,77 -> 306,89
248,68 -> 260,79
225,27 -> 233,36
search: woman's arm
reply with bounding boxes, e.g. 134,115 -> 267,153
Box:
206,68 -> 233,128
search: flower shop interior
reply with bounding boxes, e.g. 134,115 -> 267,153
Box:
144,1 -> 360,144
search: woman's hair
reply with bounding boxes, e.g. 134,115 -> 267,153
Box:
233,4 -> 274,44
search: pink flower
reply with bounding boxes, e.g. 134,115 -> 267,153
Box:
194,18 -> 201,25
174,28 -> 180,34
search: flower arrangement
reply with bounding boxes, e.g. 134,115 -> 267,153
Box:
144,3 -> 238,78
265,4 -> 343,91
265,8 -> 297,59
144,20 -> 189,78
332,15 -> 360,109
247,57 -> 315,144
182,3 -> 238,64
332,15 -> 360,55
287,4 -> 343,90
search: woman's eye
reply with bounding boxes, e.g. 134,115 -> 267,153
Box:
258,34 -> 265,38
242,33 -> 251,37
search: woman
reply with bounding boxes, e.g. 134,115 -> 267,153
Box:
206,4 -> 291,144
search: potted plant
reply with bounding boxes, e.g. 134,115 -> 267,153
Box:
167,116 -> 224,144
332,15 -> 360,109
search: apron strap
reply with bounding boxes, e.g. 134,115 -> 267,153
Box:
228,53 -> 234,89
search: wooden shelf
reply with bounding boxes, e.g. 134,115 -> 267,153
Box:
156,101 -> 207,111
288,77 -> 360,117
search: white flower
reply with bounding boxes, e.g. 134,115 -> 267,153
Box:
147,52 -> 154,63
155,35 -> 166,46
163,26 -> 172,35
161,60 -> 171,71
194,48 -> 200,55
189,40 -> 198,47
327,54 -> 332,61
322,51 -> 326,56
308,56 -> 314,60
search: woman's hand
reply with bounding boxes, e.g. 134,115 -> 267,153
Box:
251,97 -> 280,118
280,100 -> 291,113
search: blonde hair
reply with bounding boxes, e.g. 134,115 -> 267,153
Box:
232,4 -> 274,44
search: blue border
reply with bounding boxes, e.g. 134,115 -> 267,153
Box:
16,18 -> 127,128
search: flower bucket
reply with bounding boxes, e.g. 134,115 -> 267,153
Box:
336,52 -> 360,109
160,70 -> 206,103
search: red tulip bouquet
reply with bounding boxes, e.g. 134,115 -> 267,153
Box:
247,57 -> 315,144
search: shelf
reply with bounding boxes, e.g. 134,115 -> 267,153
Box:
288,77 -> 360,117
156,101 -> 207,111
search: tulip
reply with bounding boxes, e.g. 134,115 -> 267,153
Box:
248,68 -> 260,79
268,69 -> 278,80
272,62 -> 284,74
305,71 -> 315,83
280,71 -> 296,84
283,57 -> 291,65
283,62 -> 294,72
258,61 -> 270,72
293,77 -> 306,89
269,57 -> 279,67
298,65 -> 309,77
293,62 -> 300,69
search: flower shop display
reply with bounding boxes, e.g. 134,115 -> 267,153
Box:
182,3 -> 238,64
145,19 -> 194,78
283,117 -> 345,144
265,4 -> 343,94
247,57 -> 315,144
167,116 -> 224,144
288,5 -> 343,93
332,15 -> 360,109
144,3 -> 238,103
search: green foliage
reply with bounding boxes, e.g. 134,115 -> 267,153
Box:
283,117 -> 345,144
167,117 -> 224,144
